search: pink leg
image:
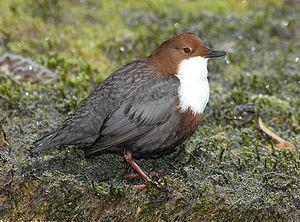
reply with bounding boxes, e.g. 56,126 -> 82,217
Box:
123,150 -> 151,183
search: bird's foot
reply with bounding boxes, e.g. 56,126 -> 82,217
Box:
123,150 -> 151,182
124,172 -> 164,189
149,178 -> 165,188
131,179 -> 164,190
132,184 -> 147,190
124,171 -> 159,181
123,150 -> 165,189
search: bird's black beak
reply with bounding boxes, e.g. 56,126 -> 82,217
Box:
204,49 -> 227,58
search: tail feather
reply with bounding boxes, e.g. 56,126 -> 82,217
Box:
32,120 -> 101,153
31,131 -> 61,153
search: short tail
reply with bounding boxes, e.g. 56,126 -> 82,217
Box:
32,122 -> 100,153
31,129 -> 63,153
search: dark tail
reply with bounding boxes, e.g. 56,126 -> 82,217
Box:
32,119 -> 100,153
31,128 -> 65,153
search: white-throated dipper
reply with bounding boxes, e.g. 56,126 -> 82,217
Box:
32,33 -> 226,186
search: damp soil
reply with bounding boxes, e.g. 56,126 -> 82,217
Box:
0,0 -> 299,221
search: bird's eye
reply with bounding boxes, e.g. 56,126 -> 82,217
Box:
183,47 -> 192,54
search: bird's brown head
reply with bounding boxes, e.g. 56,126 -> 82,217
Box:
149,33 -> 226,74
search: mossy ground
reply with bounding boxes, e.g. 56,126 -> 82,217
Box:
0,0 -> 299,221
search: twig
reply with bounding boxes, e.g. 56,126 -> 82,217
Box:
258,117 -> 291,148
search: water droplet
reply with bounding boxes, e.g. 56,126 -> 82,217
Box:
25,92 -> 29,96
295,57 -> 299,62
120,46 -> 125,52
225,56 -> 230,64
234,116 -> 242,120
226,15 -> 232,21
210,152 -> 217,160
28,65 -> 33,71
281,21 -> 289,27
233,116 -> 242,120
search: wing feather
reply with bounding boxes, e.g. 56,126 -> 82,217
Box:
86,75 -> 180,155
32,58 -> 154,153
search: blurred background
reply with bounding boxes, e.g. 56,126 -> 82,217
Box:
0,0 -> 299,221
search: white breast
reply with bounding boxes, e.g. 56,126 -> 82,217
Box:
176,56 -> 210,114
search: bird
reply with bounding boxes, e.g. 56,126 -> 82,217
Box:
32,33 -> 226,187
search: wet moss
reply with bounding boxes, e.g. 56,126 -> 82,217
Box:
0,0 -> 300,221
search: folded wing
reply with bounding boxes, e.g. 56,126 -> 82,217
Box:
32,59 -> 154,153
85,75 -> 180,155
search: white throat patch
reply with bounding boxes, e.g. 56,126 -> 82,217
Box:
176,56 -> 210,114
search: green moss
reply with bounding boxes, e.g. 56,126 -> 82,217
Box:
0,0 -> 299,221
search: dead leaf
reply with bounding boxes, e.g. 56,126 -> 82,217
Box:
258,117 -> 291,148
275,142 -> 290,149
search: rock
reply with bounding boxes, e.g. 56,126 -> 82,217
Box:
0,53 -> 57,83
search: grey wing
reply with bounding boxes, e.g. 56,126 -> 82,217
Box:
32,59 -> 151,153
31,90 -> 113,153
85,75 -> 180,155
